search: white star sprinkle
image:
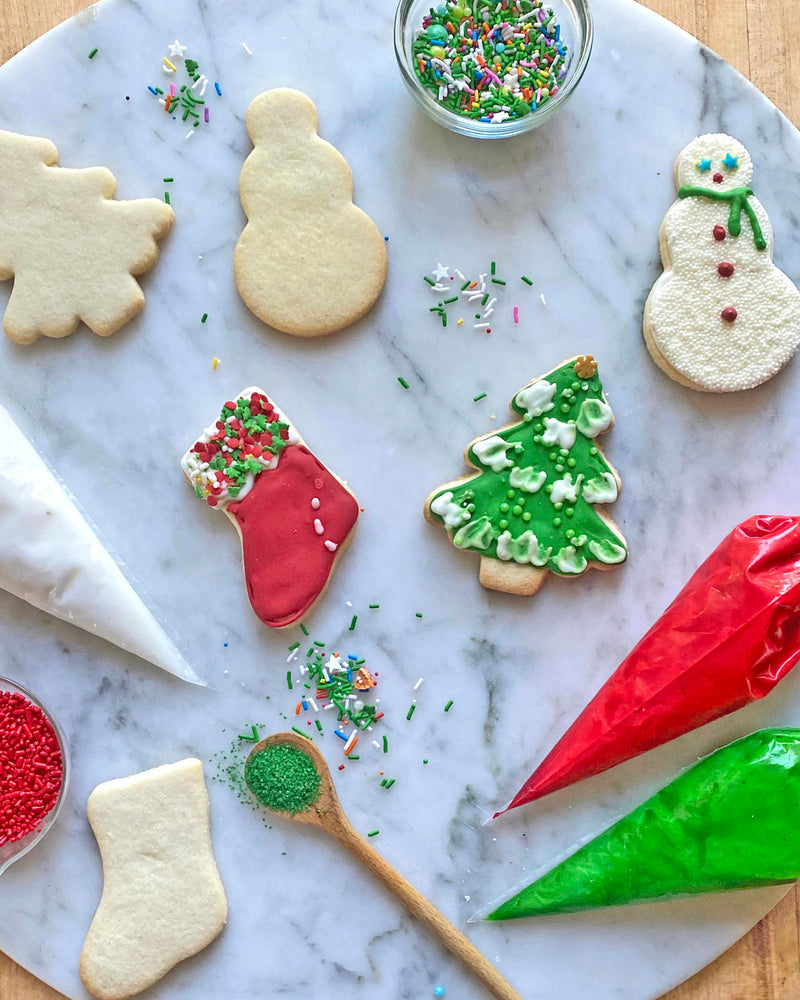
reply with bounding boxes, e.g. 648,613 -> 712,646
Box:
432,262 -> 450,282
167,39 -> 188,59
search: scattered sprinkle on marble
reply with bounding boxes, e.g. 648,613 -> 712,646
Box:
425,261 -> 538,332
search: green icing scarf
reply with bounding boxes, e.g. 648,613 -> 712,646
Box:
677,184 -> 767,251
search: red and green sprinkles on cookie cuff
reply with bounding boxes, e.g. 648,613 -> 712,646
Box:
183,391 -> 296,506
182,388 -> 359,629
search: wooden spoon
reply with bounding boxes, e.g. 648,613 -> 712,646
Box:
246,732 -> 524,1000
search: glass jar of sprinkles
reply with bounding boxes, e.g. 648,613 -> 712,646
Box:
394,0 -> 592,137
0,676 -> 69,875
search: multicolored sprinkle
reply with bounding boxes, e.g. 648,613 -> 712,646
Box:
412,0 -> 568,123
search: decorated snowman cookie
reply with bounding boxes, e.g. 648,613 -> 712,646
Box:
644,133 -> 800,392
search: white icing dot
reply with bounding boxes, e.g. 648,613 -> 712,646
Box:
324,540 -> 338,552
314,518 -> 324,535
311,497 -> 320,509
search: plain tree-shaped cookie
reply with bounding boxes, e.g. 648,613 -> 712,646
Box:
0,129 -> 174,344
234,89 -> 388,336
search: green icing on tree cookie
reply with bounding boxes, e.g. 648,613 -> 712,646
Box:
427,358 -> 627,585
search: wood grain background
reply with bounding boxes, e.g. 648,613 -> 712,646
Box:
1,0 -> 799,997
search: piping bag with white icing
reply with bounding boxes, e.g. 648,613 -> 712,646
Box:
0,403 -> 202,684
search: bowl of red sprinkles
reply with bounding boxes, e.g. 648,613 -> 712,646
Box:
0,677 -> 68,874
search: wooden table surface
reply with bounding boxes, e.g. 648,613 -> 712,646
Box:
1,0 -> 799,997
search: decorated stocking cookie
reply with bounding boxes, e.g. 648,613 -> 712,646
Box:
234,89 -> 388,337
182,388 -> 359,627
424,356 -> 627,597
0,129 -> 173,344
644,133 -> 800,392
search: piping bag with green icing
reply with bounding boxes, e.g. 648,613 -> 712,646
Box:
495,515 -> 800,816
486,728 -> 800,920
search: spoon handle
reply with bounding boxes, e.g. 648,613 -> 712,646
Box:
335,824 -> 525,1000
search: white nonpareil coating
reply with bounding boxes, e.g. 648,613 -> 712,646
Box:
80,759 -> 227,999
541,417 -> 576,449
644,133 -> 800,392
514,379 -> 556,417
0,404 -> 200,683
472,435 -> 516,472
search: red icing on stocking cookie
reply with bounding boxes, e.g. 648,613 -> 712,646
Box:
181,387 -> 358,628
229,445 -> 358,627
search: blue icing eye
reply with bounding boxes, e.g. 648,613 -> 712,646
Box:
723,152 -> 739,171
696,157 -> 712,173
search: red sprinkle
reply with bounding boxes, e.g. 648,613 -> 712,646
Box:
721,306 -> 738,323
0,690 -> 62,845
717,262 -> 735,278
713,225 -> 726,241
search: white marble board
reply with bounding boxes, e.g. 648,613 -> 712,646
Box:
1,0 -> 800,998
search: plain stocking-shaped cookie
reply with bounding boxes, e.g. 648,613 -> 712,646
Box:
0,129 -> 173,344
181,387 -> 359,627
643,133 -> 800,392
425,356 -> 627,598
234,89 -> 388,336
80,759 -> 227,1000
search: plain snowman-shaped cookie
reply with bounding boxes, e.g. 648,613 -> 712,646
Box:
234,89 -> 388,337
643,133 -> 800,392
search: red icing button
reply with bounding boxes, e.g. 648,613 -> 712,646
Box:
718,262 -> 734,277
721,307 -> 738,322
713,172 -> 724,184
713,225 -> 726,241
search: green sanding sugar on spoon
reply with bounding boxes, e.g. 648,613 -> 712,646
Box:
245,743 -> 321,815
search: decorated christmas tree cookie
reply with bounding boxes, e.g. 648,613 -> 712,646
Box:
644,133 -> 800,392
234,89 -> 388,337
181,388 -> 359,628
0,129 -> 173,344
487,729 -> 800,920
424,356 -> 627,597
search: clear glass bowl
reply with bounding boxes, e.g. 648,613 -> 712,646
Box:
394,0 -> 593,138
0,676 -> 69,875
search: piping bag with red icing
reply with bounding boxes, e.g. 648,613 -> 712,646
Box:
181,387 -> 359,628
495,515 -> 800,817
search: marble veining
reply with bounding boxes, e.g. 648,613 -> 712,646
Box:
0,0 -> 799,998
